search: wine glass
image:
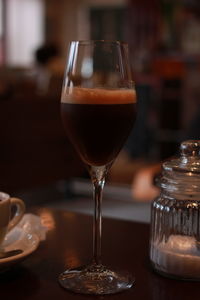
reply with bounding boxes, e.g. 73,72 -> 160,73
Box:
59,40 -> 137,295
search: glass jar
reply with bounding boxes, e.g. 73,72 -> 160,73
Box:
150,140 -> 200,280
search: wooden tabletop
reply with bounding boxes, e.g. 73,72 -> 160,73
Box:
0,207 -> 199,299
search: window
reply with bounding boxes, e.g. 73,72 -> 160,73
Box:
0,0 -> 4,64
4,0 -> 45,66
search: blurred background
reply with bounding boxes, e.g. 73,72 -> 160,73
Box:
0,0 -> 200,204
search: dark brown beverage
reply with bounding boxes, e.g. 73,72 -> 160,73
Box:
61,88 -> 136,166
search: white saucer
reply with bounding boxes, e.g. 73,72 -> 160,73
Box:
0,227 -> 40,271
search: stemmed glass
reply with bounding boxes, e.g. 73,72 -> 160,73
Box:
59,40 -> 137,294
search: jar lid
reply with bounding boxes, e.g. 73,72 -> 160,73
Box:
163,140 -> 200,175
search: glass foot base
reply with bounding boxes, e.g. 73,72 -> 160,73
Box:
59,264 -> 134,295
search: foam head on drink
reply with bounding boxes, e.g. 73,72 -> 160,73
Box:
61,87 -> 137,104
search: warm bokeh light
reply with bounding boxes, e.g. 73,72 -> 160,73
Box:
64,248 -> 81,268
38,209 -> 56,231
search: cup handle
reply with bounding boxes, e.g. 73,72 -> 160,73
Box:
8,198 -> 25,232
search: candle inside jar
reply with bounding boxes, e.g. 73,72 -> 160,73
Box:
151,235 -> 200,279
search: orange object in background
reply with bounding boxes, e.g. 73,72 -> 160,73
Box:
152,57 -> 186,79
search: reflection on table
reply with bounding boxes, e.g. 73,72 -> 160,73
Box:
0,207 -> 199,300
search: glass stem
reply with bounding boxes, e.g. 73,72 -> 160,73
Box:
90,165 -> 108,266
93,179 -> 104,266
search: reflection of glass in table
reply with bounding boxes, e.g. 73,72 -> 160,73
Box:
0,206 -> 198,300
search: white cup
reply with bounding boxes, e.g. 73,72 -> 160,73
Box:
0,192 -> 25,249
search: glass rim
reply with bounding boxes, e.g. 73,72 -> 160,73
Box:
69,40 -> 128,46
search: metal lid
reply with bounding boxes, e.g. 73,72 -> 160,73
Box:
163,140 -> 200,175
